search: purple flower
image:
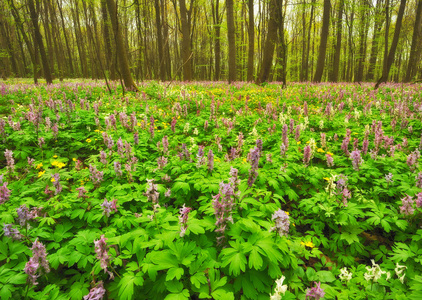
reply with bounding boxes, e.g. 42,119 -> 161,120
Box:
3,224 -> 21,240
52,173 -> 62,195
100,151 -> 107,165
27,157 -> 35,166
162,136 -> 169,154
0,182 -> 11,204
400,195 -> 415,216
52,123 -> 58,138
4,149 -> 14,172
416,172 -> 422,188
38,137 -> 45,148
303,145 -> 311,166
101,198 -> 118,217
145,179 -> 159,204
341,137 -> 350,156
407,151 -> 419,171
17,205 -> 36,226
351,150 -> 363,171
171,117 -> 177,132
149,116 -> 155,138
114,161 -> 122,177
247,146 -> 261,186
116,137 -> 124,157
84,281 -> 106,300
196,147 -> 206,168
295,125 -> 301,141
165,188 -> 171,198
94,235 -> 113,279
89,165 -> 104,186
157,156 -> 168,170
320,133 -> 326,149
270,209 -> 290,237
416,192 -> 422,208
134,132 -> 139,145
76,186 -> 88,198
179,204 -> 192,237
326,154 -> 334,167
306,282 -> 325,300
24,239 -> 50,286
207,150 -> 214,172
282,124 -> 289,148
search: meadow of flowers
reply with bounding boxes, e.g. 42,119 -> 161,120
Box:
0,79 -> 422,299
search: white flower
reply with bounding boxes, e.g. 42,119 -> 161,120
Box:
250,127 -> 258,137
364,260 -> 387,282
270,275 -> 287,300
183,122 -> 190,133
339,267 -> 352,282
193,128 -> 199,135
395,263 -> 407,284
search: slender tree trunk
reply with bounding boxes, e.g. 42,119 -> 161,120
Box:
57,0 -> 74,77
313,0 -> 330,82
276,0 -> 287,87
375,0 -> 406,89
227,0 -> 236,83
179,0 -> 192,81
0,14 -> 19,76
154,0 -> 166,80
211,0 -> 221,80
247,0 -> 254,81
304,0 -> 315,81
355,0 -> 368,82
28,0 -> 52,83
106,0 -> 138,90
366,0 -> 383,81
300,1 -> 307,81
405,0 -> 422,82
330,0 -> 344,82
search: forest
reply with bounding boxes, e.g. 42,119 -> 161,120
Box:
1,0 -> 422,300
0,0 -> 421,86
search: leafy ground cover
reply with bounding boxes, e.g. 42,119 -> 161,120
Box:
1,79 -> 422,299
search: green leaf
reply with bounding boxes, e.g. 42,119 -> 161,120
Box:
248,247 -> 263,270
316,270 -> 336,283
340,232 -> 360,245
190,272 -> 208,289
164,289 -> 190,300
118,272 -> 144,300
211,289 -> 234,300
166,267 -> 184,281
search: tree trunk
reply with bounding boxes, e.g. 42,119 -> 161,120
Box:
227,0 -> 236,83
28,0 -> 52,84
57,0 -> 74,77
247,0 -> 254,81
313,0 -> 330,82
257,0 -> 278,84
354,0 -> 368,82
375,0 -> 406,89
106,0 -> 138,90
405,0 -> 422,82
366,0 -> 383,81
276,0 -> 286,87
330,0 -> 344,82
304,0 -> 315,81
154,0 -> 166,80
179,0 -> 192,81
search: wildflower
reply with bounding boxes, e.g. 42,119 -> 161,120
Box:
183,122 -> 190,133
157,156 -> 168,170
84,281 -> 106,300
111,161 -> 121,178
301,241 -> 315,248
27,157 -> 35,166
76,186 -> 88,198
100,151 -> 107,165
0,180 -> 11,204
36,163 -> 43,169
339,267 -> 353,282
165,188 -> 171,198
416,192 -> 422,208
101,198 -> 118,217
89,165 -> 104,186
24,239 -> 50,286
145,179 -> 159,204
179,204 -> 192,237
326,154 -> 334,167
395,263 -> 407,284
207,150 -> 214,172
196,147 -> 206,168
73,158 -> 77,162
385,173 -> 393,183
3,224 -> 22,240
350,150 -> 363,171
134,132 -> 139,145
94,235 -> 113,279
53,155 -> 58,158
303,145 -> 311,166
270,209 -> 290,237
364,260 -> 387,282
247,146 -> 261,187
400,195 -> 415,216
270,275 -> 288,300
38,170 -> 45,177
407,151 -> 419,171
4,149 -> 15,172
162,136 -> 169,154
306,282 -> 325,299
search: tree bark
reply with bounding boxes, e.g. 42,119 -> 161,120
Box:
375,0 -> 406,89
354,0 -> 368,82
179,0 -> 192,81
405,0 -> 422,82
227,0 -> 236,83
28,0 -> 53,84
247,0 -> 254,81
330,0 -> 344,82
366,0 -> 383,81
106,0 -> 138,90
154,0 -> 166,80
313,0 -> 330,82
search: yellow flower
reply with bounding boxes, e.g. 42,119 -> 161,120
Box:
94,129 -> 100,133
301,241 -> 315,248
86,138 -> 92,143
326,152 -> 334,156
297,141 -> 301,145
73,158 -> 77,162
317,148 -> 325,153
38,170 -> 45,177
36,163 -> 43,169
285,211 -> 290,215
323,177 -> 330,181
51,161 -> 58,167
51,178 -> 56,183
53,155 -> 58,158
